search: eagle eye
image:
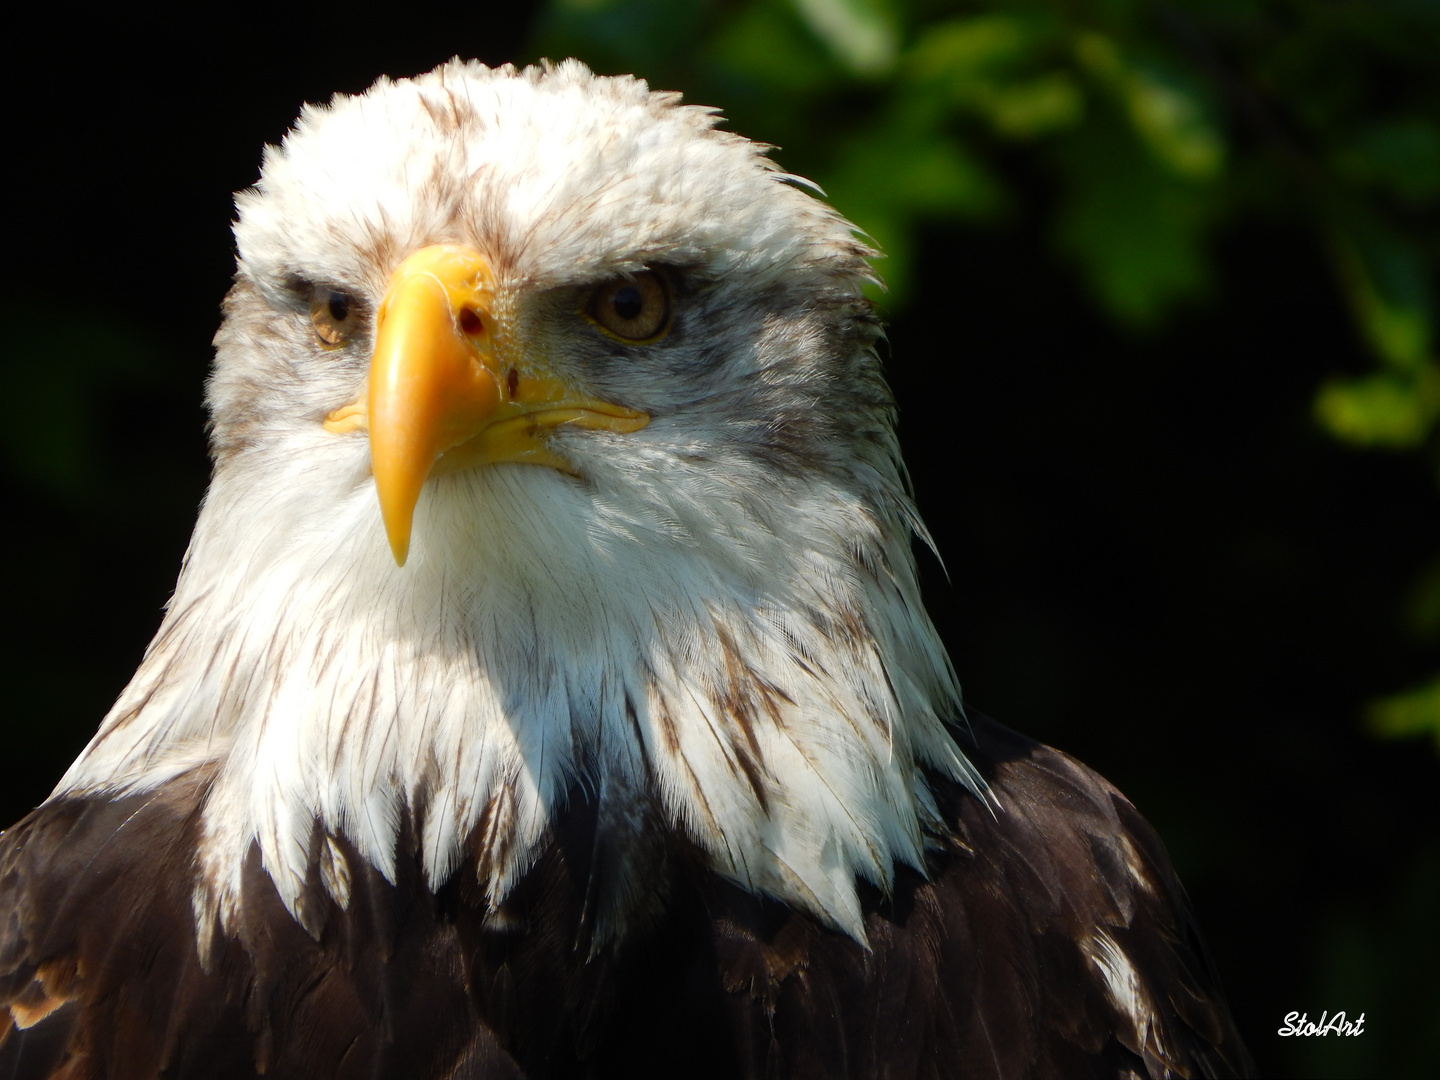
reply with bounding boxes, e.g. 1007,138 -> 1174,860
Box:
310,285 -> 358,347
587,270 -> 670,342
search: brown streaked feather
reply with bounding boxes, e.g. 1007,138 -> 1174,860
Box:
696,712 -> 1256,1080
1,715 -> 1250,1079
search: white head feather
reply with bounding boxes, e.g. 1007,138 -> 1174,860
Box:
56,59 -> 982,942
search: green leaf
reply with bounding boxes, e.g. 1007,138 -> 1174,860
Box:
821,121 -> 1006,304
908,14 -> 1041,86
791,0 -> 900,77
1314,366 -> 1440,449
1054,113 -> 1212,326
1402,558 -> 1440,643
907,15 -> 1082,139
1330,224 -> 1434,372
1074,32 -> 1224,180
708,0 -> 838,98
979,74 -> 1084,138
1368,676 -> 1440,752
1336,119 -> 1440,204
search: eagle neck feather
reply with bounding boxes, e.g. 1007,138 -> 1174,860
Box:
56,447 -> 979,941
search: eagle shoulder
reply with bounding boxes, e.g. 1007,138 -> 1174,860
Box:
697,713 -> 1255,1079
0,772 -> 525,1080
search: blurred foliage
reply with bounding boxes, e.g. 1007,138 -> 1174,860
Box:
1303,845 -> 1440,1079
531,9 -> 1440,1072
0,304 -> 164,506
535,0 -> 1440,748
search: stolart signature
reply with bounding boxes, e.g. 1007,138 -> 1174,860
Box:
1277,1011 -> 1365,1036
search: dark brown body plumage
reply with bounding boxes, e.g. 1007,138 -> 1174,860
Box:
0,714 -> 1252,1079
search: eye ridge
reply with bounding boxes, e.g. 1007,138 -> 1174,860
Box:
586,269 -> 670,343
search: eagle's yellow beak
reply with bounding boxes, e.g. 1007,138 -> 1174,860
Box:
324,244 -> 648,566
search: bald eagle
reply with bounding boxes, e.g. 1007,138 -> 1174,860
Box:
0,61 -> 1251,1079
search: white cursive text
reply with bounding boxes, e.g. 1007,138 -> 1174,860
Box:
1278,1011 -> 1365,1037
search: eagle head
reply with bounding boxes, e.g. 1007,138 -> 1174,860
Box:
57,60 -> 980,942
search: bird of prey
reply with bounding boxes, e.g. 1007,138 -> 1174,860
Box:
0,60 -> 1251,1079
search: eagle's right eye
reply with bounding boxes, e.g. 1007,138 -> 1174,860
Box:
310,286 -> 358,347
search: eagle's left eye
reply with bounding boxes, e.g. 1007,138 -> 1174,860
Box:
587,270 -> 670,342
310,286 -> 358,347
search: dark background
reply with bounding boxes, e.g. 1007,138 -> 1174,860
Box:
3,5 -> 1437,1078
